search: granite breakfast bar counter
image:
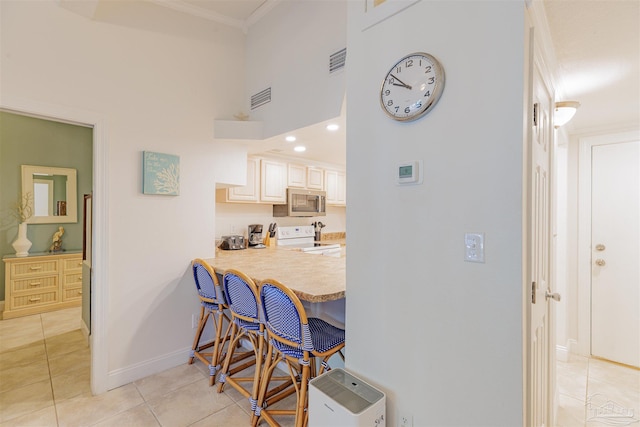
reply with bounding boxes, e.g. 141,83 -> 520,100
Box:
205,246 -> 347,368
204,246 -> 345,303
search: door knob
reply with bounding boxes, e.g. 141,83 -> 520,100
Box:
595,259 -> 606,266
545,290 -> 561,302
595,244 -> 606,251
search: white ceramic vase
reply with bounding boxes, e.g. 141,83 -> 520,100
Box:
12,222 -> 32,257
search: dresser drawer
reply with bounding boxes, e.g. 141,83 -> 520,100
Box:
11,275 -> 58,293
63,272 -> 83,288
62,288 -> 83,301
10,260 -> 59,278
63,258 -> 83,272
12,290 -> 59,309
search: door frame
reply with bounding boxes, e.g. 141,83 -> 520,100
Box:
523,9 -> 559,423
0,96 -> 110,394
577,129 -> 640,357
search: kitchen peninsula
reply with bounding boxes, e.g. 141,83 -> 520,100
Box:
205,246 -> 345,303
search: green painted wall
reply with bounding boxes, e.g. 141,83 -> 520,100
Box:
0,111 -> 93,300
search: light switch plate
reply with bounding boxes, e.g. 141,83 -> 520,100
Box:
464,232 -> 485,263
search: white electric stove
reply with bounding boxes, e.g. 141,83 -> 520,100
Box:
276,225 -> 342,257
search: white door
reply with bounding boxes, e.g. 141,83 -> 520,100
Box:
591,140 -> 640,368
527,52 -> 556,426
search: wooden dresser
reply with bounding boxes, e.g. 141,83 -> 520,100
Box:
3,251 -> 83,319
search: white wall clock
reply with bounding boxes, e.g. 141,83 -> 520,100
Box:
380,52 -> 445,122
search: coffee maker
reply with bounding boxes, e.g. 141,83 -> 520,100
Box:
248,224 -> 265,248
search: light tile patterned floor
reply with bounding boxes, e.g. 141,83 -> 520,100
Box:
556,354 -> 639,426
1,307 -> 637,426
0,307 -> 295,427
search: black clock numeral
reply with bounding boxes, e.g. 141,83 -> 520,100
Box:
394,106 -> 400,113
424,90 -> 431,97
384,89 -> 390,96
388,77 -> 395,85
406,59 -> 413,68
428,77 -> 435,84
387,100 -> 394,106
404,106 -> 411,114
395,66 -> 401,74
424,65 -> 432,73
415,100 -> 422,108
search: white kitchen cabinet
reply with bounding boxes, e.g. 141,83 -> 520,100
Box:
260,159 -> 287,203
218,157 -> 260,202
307,167 -> 324,190
325,170 -> 346,206
287,163 -> 307,188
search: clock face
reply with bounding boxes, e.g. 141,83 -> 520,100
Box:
380,52 -> 445,122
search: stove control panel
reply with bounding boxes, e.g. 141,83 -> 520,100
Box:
277,225 -> 315,240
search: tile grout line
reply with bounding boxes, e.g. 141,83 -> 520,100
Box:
41,313 -> 62,427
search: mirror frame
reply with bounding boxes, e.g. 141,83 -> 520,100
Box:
21,165 -> 78,224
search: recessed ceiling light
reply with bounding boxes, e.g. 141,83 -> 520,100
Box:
285,135 -> 296,142
294,146 -> 306,152
326,124 -> 339,131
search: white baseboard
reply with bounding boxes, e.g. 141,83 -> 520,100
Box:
107,347 -> 192,390
556,339 -> 578,362
80,319 -> 90,346
556,344 -> 570,362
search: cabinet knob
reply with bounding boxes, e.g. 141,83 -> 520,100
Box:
595,259 -> 606,266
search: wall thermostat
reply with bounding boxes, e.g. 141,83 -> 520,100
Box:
397,160 -> 423,185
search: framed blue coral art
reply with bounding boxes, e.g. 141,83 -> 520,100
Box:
142,151 -> 180,196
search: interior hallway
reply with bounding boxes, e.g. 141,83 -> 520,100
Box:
0,306 -> 637,426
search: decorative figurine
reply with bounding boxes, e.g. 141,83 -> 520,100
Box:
49,226 -> 65,252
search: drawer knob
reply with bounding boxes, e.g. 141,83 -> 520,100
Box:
78,290 -> 83,295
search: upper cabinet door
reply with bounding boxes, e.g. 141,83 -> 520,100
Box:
227,158 -> 260,202
260,159 -> 287,203
307,167 -> 324,190
288,164 -> 306,188
325,170 -> 346,206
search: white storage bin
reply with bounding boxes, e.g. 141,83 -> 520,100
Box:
309,368 -> 385,427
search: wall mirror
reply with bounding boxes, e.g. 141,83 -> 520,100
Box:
21,165 -> 78,224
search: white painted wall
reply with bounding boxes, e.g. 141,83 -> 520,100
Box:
244,0 -> 346,138
346,1 -> 525,425
553,130 -> 570,358
1,0 -> 247,388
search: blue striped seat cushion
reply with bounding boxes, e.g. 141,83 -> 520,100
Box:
271,317 -> 344,358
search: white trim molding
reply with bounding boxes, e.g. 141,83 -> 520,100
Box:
0,96 -> 110,395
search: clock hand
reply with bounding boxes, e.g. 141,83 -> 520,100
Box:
390,74 -> 412,90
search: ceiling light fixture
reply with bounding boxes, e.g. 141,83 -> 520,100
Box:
326,124 -> 339,131
554,101 -> 580,128
294,146 -> 306,152
285,135 -> 296,142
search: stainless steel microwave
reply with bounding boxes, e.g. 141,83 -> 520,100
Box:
273,188 -> 327,217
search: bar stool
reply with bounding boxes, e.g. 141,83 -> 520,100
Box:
189,258 -> 232,386
216,269 -> 264,424
256,278 -> 345,427
218,270 -> 296,426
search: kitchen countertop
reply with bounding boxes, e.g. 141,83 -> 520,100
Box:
205,246 -> 345,303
